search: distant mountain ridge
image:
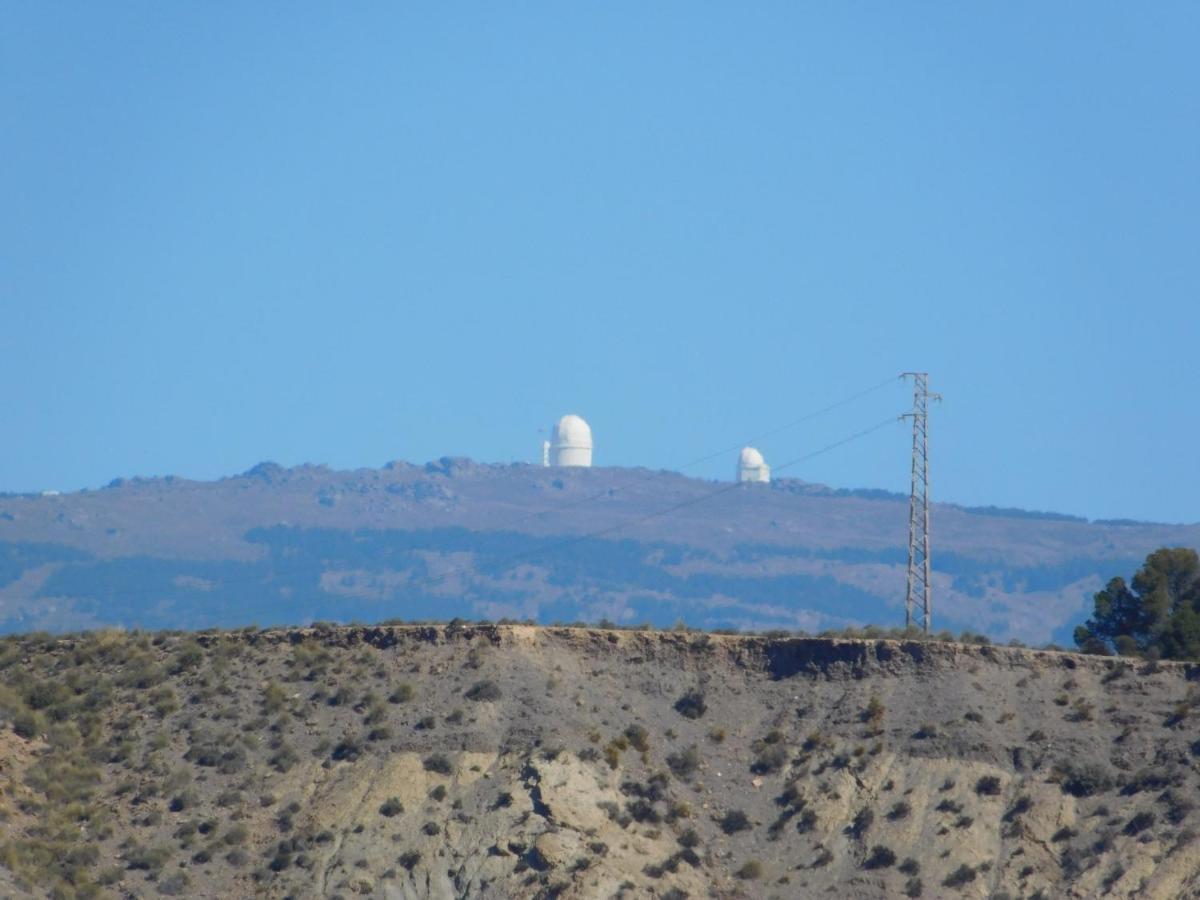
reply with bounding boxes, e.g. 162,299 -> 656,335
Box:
0,458 -> 1196,642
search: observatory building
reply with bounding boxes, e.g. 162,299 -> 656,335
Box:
737,446 -> 770,483
543,414 -> 593,467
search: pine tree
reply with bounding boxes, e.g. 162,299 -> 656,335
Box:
1075,548 -> 1200,660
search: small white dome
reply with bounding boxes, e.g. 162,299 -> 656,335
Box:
737,445 -> 770,484
738,446 -> 765,467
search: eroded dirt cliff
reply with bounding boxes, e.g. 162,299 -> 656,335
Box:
2,625 -> 1199,898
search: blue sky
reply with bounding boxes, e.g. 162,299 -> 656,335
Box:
2,4 -> 1198,523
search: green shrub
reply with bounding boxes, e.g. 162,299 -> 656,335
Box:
380,797 -> 404,817
1125,810 -> 1156,835
149,686 -> 178,718
1163,790 -> 1194,825
184,733 -> 246,773
1102,660 -> 1131,684
269,744 -> 299,773
327,686 -> 353,706
751,730 -> 788,774
796,809 -> 818,833
1066,699 -> 1094,722
1102,864 -> 1126,890
262,682 -> 288,714
25,679 -> 72,712
975,775 -> 1002,796
719,809 -> 751,835
465,680 -> 502,702
167,642 -> 204,675
778,782 -> 804,808
465,646 -> 487,669
388,683 -> 414,703
118,659 -> 166,690
275,802 -> 300,832
666,745 -> 700,778
849,808 -> 874,840
331,736 -> 363,762
126,845 -> 171,872
362,696 -> 386,726
864,845 -> 896,869
943,864 -> 977,888
674,690 -> 707,720
1055,761 -> 1113,798
624,724 -> 650,752
12,709 -> 45,739
862,696 -> 885,730
168,791 -> 196,813
1121,767 -> 1180,795
735,860 -> 762,880
159,872 -> 191,895
424,753 -> 453,775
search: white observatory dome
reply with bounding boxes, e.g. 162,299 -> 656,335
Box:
737,446 -> 770,483
550,414 -> 593,467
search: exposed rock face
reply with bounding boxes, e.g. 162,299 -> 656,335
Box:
1,625 -> 1199,898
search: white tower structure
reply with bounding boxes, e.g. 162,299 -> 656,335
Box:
737,446 -> 770,483
550,414 -> 593,467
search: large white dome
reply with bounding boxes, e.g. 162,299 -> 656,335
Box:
551,414 -> 593,467
553,414 -> 592,448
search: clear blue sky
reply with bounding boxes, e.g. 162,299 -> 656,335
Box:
3,4 -> 1198,523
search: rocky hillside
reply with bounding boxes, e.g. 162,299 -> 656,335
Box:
2,624 -> 1199,899
2,459 -> 1199,642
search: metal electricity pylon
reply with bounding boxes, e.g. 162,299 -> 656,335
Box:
901,373 -> 941,634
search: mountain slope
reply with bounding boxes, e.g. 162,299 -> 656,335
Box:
1,460 -> 1197,642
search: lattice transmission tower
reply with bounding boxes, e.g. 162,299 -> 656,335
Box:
901,373 -> 941,634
